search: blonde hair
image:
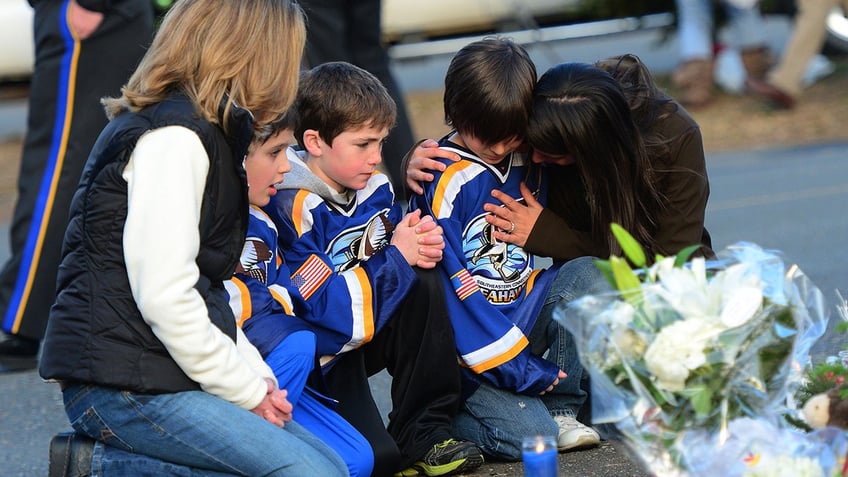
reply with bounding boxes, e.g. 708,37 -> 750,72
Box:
103,0 -> 306,134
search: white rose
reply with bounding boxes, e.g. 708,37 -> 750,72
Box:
644,319 -> 721,392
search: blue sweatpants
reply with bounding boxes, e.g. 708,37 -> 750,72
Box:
266,331 -> 374,477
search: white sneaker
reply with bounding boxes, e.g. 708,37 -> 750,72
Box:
553,415 -> 600,451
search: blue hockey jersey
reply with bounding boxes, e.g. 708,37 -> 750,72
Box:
263,150 -> 417,361
224,205 -> 311,359
410,137 -> 562,396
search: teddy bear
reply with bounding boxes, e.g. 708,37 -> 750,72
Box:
802,386 -> 848,430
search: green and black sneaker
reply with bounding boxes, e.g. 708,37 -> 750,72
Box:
394,438 -> 484,476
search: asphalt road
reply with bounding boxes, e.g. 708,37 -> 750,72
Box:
2,15 -> 847,477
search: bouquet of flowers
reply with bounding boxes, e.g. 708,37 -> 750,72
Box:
556,225 -> 830,476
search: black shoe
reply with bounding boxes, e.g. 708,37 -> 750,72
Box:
0,334 -> 39,373
394,438 -> 484,476
49,432 -> 96,477
0,333 -> 40,357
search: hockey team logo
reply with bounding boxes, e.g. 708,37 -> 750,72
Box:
327,210 -> 395,272
463,212 -> 531,305
236,238 -> 273,283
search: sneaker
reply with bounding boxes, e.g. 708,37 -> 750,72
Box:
394,438 -> 484,476
553,415 -> 600,452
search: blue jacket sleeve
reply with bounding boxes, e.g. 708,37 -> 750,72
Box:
266,189 -> 417,357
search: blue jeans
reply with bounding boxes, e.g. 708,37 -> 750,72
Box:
453,257 -> 609,460
63,384 -> 349,476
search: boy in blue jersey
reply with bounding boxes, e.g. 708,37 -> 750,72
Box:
264,61 -> 483,477
226,111 -> 373,477
408,38 -> 601,461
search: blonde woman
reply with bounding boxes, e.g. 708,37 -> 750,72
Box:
39,1 -> 348,475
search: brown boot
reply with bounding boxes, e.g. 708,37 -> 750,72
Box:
740,46 -> 774,80
672,59 -> 714,108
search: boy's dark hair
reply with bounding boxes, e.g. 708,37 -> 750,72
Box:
254,106 -> 299,145
294,61 -> 397,149
443,37 -> 536,146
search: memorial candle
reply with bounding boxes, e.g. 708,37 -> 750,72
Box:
522,435 -> 557,477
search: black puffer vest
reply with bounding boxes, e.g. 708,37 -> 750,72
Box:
39,94 -> 252,394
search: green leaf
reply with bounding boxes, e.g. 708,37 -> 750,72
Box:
682,385 -> 713,416
610,256 -> 643,305
594,259 -> 615,287
673,244 -> 702,267
611,223 -> 646,267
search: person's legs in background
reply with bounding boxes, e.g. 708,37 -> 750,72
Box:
749,0 -> 843,108
347,0 -> 415,190
673,0 -> 717,107
723,0 -> 772,79
0,0 -> 153,367
673,0 -> 771,106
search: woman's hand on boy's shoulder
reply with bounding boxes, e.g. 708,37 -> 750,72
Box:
404,139 -> 461,195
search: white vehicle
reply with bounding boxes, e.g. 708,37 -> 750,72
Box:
382,0 -> 573,43
0,0 -> 35,82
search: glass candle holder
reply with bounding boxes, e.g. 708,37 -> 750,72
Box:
522,435 -> 557,477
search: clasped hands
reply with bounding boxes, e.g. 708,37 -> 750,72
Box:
252,378 -> 293,428
392,209 -> 445,269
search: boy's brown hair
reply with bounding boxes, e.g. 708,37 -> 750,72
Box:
294,61 -> 396,149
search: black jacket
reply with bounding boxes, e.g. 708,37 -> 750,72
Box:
39,94 -> 253,394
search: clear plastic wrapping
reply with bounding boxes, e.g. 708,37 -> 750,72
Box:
555,242 -> 837,476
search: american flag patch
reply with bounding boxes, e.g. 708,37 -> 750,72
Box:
451,269 -> 479,301
291,254 -> 332,300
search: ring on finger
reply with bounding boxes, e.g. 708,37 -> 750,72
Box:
508,221 -> 515,233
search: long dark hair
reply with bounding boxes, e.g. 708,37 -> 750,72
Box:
526,62 -> 661,255
596,54 -> 680,169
